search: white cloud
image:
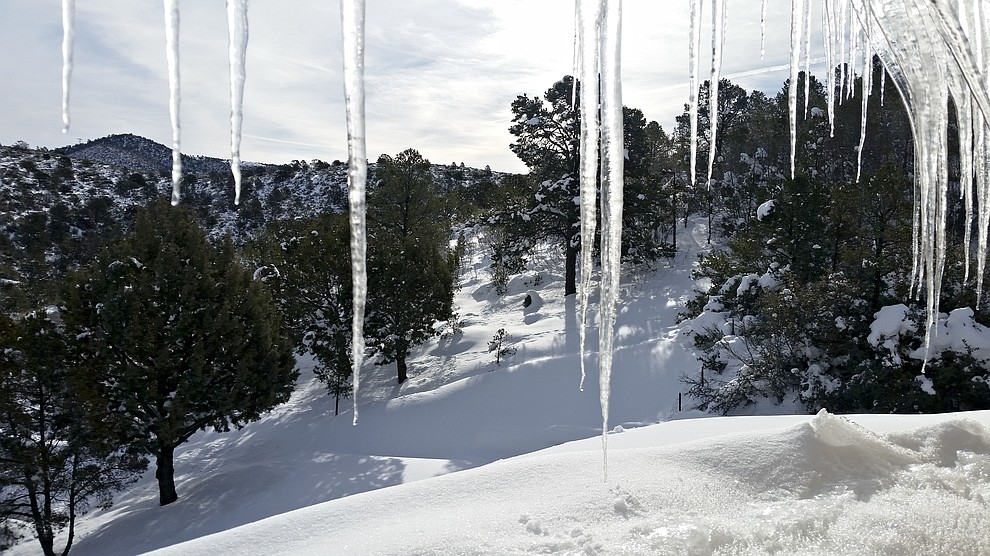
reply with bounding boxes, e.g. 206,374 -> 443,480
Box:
0,1 -> 812,173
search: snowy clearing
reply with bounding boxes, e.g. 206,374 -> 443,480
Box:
10,219 -> 990,555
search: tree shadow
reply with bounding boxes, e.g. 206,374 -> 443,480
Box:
71,453 -> 409,556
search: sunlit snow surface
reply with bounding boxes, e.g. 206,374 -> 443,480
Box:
13,219 -> 985,556
147,410 -> 990,555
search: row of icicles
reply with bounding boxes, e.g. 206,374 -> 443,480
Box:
57,0 -> 990,479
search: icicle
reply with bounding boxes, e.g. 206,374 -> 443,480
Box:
788,0 -> 803,178
761,0 -> 768,59
688,0 -> 704,187
854,33 -> 871,183
803,0 -> 811,117
707,0 -> 726,185
61,0 -> 74,133
879,66 -> 886,106
340,0 -> 367,426
571,0 -> 581,108
227,0 -> 248,206
163,0 -> 182,206
838,0 -> 849,103
977,117 -> 990,300
576,0 -> 602,393
975,0 -> 990,302
823,0 -> 837,136
959,89 -> 974,282
597,0 -> 623,481
847,27 -> 860,102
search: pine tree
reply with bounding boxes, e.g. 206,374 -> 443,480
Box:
0,311 -> 145,555
366,149 -> 456,384
64,199 -> 296,506
253,212 -> 354,414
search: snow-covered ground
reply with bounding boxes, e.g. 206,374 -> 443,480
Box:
13,219 -> 990,555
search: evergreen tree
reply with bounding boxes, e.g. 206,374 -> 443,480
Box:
366,149 -> 457,384
64,199 -> 296,506
0,311 -> 144,555
506,76 -> 581,295
253,213 -> 354,414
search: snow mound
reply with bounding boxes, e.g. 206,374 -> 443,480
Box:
145,411 -> 990,555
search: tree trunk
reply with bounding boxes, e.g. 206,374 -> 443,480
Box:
564,238 -> 578,297
396,355 -> 408,384
155,443 -> 178,506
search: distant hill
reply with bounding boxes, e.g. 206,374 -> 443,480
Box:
57,133 -> 240,176
0,138 -> 514,309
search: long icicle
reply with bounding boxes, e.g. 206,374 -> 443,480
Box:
788,0 -> 804,178
823,0 -> 837,136
598,0 -> 623,482
227,0 -> 249,206
577,0 -> 602,393
163,0 -> 182,205
341,0 -> 367,426
61,0 -> 74,134
803,0 -> 812,117
707,0 -> 726,185
688,0 -> 704,187
855,32 -> 872,183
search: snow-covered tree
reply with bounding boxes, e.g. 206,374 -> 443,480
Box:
64,200 -> 296,506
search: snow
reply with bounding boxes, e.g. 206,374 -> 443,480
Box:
145,410 -> 990,555
866,303 -> 916,348
756,199 -> 775,220
21,1 -> 990,552
9,219 -> 990,555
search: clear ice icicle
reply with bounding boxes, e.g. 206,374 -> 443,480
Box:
688,0 -> 703,187
823,0 -> 837,136
597,0 -> 623,481
707,0 -> 726,185
61,0 -> 74,134
855,33 -> 871,183
227,0 -> 249,206
787,0 -> 803,178
803,0 -> 811,117
163,0 -> 182,205
576,0 -> 602,393
340,0 -> 367,426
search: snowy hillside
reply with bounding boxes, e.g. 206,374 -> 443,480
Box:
58,134 -> 235,177
7,215 -> 990,555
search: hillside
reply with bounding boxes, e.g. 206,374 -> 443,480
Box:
6,214 -> 708,555
57,134 -> 245,176
7,214 -> 989,554
0,139 -> 509,307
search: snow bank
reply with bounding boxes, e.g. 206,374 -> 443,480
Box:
145,410 -> 990,555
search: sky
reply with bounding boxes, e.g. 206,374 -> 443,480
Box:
0,1 -> 821,174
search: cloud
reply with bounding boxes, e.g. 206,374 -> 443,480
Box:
0,1 -> 819,174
